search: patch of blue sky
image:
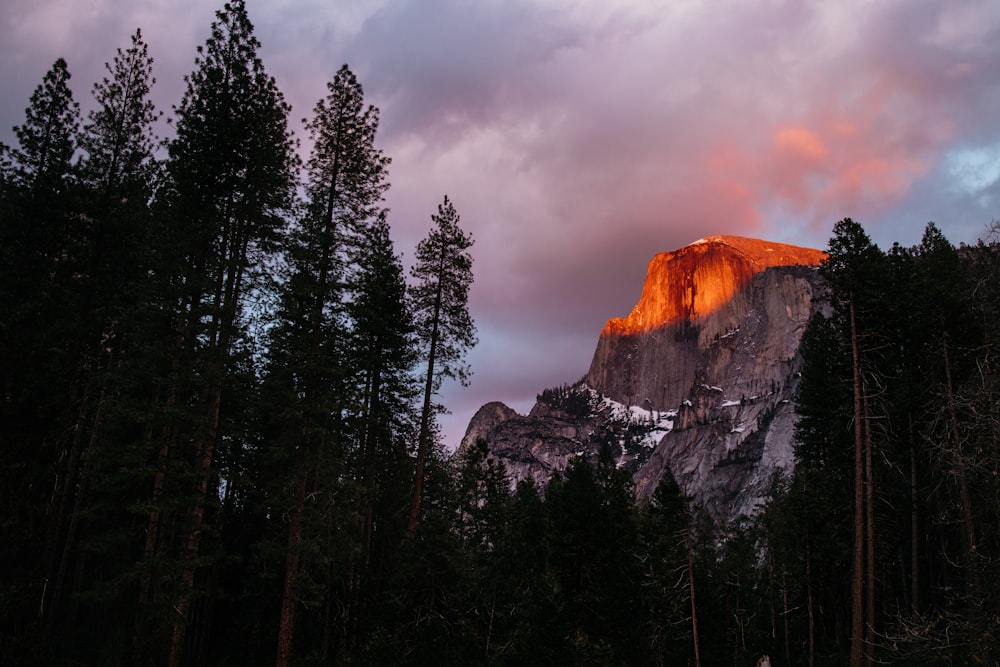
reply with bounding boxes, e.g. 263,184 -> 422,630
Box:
945,141 -> 1000,199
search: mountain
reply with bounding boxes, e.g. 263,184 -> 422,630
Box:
460,235 -> 827,524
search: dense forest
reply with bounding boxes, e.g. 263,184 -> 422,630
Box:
2,1 -> 999,665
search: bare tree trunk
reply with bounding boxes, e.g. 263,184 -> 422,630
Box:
909,418 -> 919,614
277,469 -> 308,667
806,542 -> 815,667
44,360 -> 112,640
40,384 -> 89,632
346,365 -> 381,654
169,373 -> 224,667
849,298 -> 865,667
485,593 -> 496,658
407,263 -> 443,537
134,387 -> 175,665
169,221 -> 249,667
781,569 -> 790,667
768,551 -> 776,648
139,436 -> 169,605
863,391 -> 875,666
942,337 -> 980,598
408,346 -> 436,536
687,514 -> 701,667
140,315 -> 188,615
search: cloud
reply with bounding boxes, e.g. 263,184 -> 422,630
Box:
2,0 -> 999,447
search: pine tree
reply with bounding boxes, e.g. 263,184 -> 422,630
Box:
881,240 -> 924,618
406,196 -> 476,534
302,64 -> 389,254
79,29 -> 160,198
788,222 -> 1000,663
786,309 -> 859,663
912,226 -> 984,608
0,57 -> 81,405
641,471 -> 696,666
138,2 -> 297,662
344,213 -> 419,646
819,218 -> 886,667
36,29 -> 163,652
265,63 -> 391,665
449,440 -> 514,661
359,440 -> 479,667
497,479 -> 549,663
540,449 -> 644,665
0,58 -> 81,663
8,58 -> 79,193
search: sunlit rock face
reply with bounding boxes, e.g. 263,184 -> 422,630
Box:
588,235 -> 827,410
461,236 -> 827,525
602,236 -> 826,337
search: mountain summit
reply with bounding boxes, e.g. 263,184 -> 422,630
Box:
462,235 -> 827,524
588,235 -> 826,412
600,235 -> 826,336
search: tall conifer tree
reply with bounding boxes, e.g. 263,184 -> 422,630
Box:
37,30 -> 163,649
406,196 -> 476,534
340,213 -> 419,651
0,57 -> 81,406
7,58 -> 79,193
823,219 -> 885,667
0,56 -> 81,665
140,2 -> 297,662
266,63 -> 390,666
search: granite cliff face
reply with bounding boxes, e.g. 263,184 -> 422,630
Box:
461,236 -> 827,524
587,236 -> 827,410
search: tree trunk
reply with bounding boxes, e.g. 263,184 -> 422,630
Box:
942,337 -> 980,598
139,313 -> 189,613
40,378 -> 93,636
863,390 -> 875,665
768,551 -> 776,648
849,298 -> 865,667
169,371 -> 224,667
908,417 -> 919,614
806,541 -> 815,667
346,361 -> 382,652
169,220 -> 248,666
277,468 -> 308,667
44,359 -> 111,639
781,569 -> 790,667
407,260 -> 443,537
686,513 -> 701,667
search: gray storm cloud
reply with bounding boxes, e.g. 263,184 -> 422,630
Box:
2,0 -> 998,446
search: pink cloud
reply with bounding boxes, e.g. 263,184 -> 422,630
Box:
774,127 -> 828,162
2,0 -> 998,447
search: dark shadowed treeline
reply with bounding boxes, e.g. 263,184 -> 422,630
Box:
0,2 -> 478,664
2,2 -> 999,665
762,218 -> 1000,666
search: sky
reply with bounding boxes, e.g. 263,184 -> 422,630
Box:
3,0 -> 1000,449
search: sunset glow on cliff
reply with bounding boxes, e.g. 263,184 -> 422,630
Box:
2,0 -> 997,447
603,237 -> 827,337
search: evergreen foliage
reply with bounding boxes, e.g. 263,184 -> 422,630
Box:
537,382 -> 596,417
1,57 -> 88,664
760,219 -> 1000,665
2,6 -> 1000,665
407,196 -> 477,534
134,3 -> 301,661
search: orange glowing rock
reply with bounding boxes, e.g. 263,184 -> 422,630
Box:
602,235 -> 827,336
